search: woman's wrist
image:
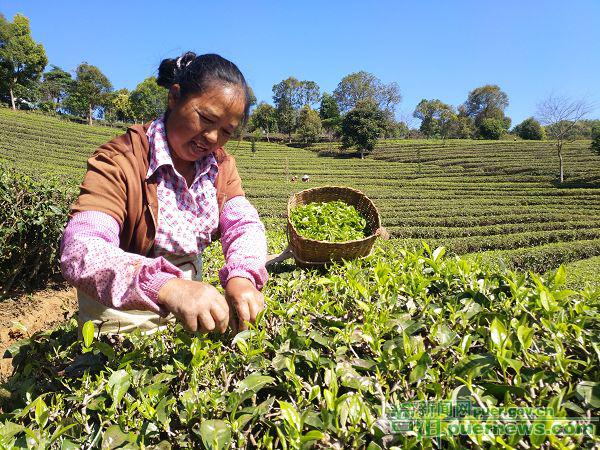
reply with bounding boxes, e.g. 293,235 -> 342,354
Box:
157,277 -> 180,306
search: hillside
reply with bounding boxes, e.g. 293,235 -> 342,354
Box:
1,109 -> 599,449
1,107 -> 600,275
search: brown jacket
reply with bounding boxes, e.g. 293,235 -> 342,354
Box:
70,123 -> 245,256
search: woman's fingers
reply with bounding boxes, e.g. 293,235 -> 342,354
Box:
234,298 -> 251,331
211,296 -> 230,333
228,306 -> 239,333
198,309 -> 216,333
182,312 -> 199,332
248,292 -> 265,324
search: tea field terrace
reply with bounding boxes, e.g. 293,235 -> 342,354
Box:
1,107 -> 600,275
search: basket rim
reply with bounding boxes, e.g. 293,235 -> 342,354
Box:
286,185 -> 382,245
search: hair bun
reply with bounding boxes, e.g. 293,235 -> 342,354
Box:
177,51 -> 196,70
157,57 -> 178,88
157,52 -> 197,88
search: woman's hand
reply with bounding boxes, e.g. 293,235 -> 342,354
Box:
157,279 -> 229,333
225,277 -> 265,333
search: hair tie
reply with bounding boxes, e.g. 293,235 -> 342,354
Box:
176,56 -> 192,70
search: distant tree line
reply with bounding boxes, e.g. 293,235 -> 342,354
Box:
0,12 -> 597,162
0,13 -> 169,125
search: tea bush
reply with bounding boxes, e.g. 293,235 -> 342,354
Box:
0,165 -> 76,299
1,244 -> 598,448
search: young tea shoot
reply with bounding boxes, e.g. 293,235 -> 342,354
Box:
290,200 -> 367,242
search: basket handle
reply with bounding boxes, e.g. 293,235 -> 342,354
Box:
265,245 -> 294,269
375,227 -> 390,240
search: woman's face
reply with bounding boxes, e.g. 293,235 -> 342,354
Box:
165,83 -> 245,167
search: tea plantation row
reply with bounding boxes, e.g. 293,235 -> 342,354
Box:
1,107 -> 600,288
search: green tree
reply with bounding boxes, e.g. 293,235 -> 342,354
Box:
248,102 -> 277,142
272,77 -> 321,141
413,99 -> 455,138
391,121 -> 409,139
446,114 -> 474,139
0,14 -> 48,110
591,125 -> 600,156
376,81 -> 402,113
319,93 -> 339,120
463,85 -> 511,137
247,86 -> 257,108
297,81 -> 320,108
380,110 -> 402,139
341,100 -> 385,159
333,71 -> 401,114
130,77 -> 167,123
272,77 -> 301,141
479,118 -> 505,140
334,71 -> 379,112
463,84 -> 509,120
438,110 -> 459,141
513,117 -> 545,140
297,106 -> 322,144
104,88 -> 134,124
39,65 -> 72,112
64,63 -> 112,125
319,93 -> 341,140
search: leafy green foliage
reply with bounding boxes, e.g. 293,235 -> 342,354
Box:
514,117 -> 545,140
296,106 -> 322,145
318,93 -> 340,121
248,102 -> 277,141
462,85 -> 511,139
333,71 -> 401,114
104,88 -> 134,124
129,77 -> 167,123
38,65 -> 73,113
272,77 -> 321,141
553,255 -> 600,290
0,14 -> 48,110
63,63 -> 112,125
591,125 -> 600,155
413,98 -> 455,138
463,84 -> 509,123
290,200 -> 366,242
0,164 -> 76,298
479,118 -> 506,140
341,101 -> 386,158
1,244 -> 598,448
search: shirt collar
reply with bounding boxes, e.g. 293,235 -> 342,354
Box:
146,115 -> 218,183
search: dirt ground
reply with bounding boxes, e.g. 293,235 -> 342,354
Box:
0,286 -> 77,380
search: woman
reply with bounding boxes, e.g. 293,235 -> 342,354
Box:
60,52 -> 268,335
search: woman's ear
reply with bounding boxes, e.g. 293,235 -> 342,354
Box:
168,84 -> 181,110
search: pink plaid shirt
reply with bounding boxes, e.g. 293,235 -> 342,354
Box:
147,116 -> 219,257
60,117 -> 268,313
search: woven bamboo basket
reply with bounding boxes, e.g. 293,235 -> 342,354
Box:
285,186 -> 385,268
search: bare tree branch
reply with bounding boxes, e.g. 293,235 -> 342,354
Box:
535,94 -> 593,183
536,95 -> 593,141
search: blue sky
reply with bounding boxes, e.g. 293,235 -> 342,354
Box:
3,0 -> 599,125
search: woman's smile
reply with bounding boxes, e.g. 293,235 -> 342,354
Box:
190,140 -> 210,156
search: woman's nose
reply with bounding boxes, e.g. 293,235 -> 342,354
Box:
204,128 -> 218,144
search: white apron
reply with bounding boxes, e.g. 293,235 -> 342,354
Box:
77,253 -> 203,335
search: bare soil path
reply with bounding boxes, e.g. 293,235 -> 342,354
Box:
0,286 -> 77,380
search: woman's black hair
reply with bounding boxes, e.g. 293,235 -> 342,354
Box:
157,52 -> 251,127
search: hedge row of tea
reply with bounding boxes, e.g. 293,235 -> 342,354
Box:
1,107 -> 600,295
1,243 -> 598,448
0,165 -> 77,298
